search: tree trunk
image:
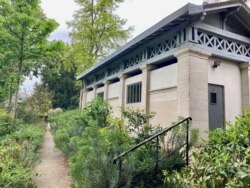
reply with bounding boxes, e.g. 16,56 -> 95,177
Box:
12,80 -> 20,119
8,77 -> 14,108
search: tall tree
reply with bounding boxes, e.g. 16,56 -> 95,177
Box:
68,0 -> 133,73
42,41 -> 80,109
0,0 -> 58,118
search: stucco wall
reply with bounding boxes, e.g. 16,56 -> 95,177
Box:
150,64 -> 177,90
108,98 -> 120,118
107,82 -> 120,117
96,86 -> 104,94
108,82 -> 119,99
86,90 -> 94,102
149,88 -> 177,127
208,58 -> 242,123
149,65 -> 178,127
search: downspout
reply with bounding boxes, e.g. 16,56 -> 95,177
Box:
222,6 -> 241,30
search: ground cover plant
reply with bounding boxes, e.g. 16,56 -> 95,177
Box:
50,98 -> 197,188
0,111 -> 45,187
164,110 -> 250,188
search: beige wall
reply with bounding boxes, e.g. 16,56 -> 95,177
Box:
176,48 -> 210,138
150,64 -> 177,90
96,86 -> 104,94
86,90 -> 94,102
150,88 -> 177,127
108,98 -> 120,118
149,64 -> 178,127
107,82 -> 120,117
208,58 -> 242,123
108,82 -> 119,99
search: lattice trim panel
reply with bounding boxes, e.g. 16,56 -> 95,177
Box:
197,31 -> 250,58
86,29 -> 187,86
149,35 -> 178,58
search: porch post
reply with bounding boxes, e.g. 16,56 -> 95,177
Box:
118,74 -> 127,117
80,89 -> 87,109
104,80 -> 110,100
240,62 -> 250,109
175,47 -> 211,137
140,64 -> 156,115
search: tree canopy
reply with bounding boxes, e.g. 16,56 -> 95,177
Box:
41,41 -> 80,109
68,0 -> 133,73
0,0 -> 58,117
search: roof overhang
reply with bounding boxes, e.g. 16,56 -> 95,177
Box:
77,3 -> 203,80
77,0 -> 250,81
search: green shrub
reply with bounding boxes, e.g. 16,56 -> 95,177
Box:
49,109 -> 89,156
50,99 -> 198,188
50,99 -> 131,187
164,110 -> 250,188
0,124 -> 45,187
70,123 -> 131,188
0,114 -> 22,137
121,112 -> 198,188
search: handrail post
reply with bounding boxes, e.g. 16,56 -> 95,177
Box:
186,119 -> 189,166
155,136 -> 159,176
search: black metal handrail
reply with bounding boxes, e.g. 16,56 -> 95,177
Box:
113,117 -> 192,182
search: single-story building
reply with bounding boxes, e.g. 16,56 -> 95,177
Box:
77,0 -> 250,137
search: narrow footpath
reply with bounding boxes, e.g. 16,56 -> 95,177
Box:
33,126 -> 72,188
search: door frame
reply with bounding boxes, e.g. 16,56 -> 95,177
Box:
208,83 -> 226,130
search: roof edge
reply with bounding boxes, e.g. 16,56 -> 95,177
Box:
77,3 -> 203,80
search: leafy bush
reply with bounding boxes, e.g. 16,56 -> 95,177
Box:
0,123 -> 45,187
18,84 -> 53,123
49,109 -> 90,156
50,99 -> 198,187
164,110 -> 250,188
0,113 -> 22,137
50,98 -> 131,187
70,122 -> 131,188
121,111 -> 198,188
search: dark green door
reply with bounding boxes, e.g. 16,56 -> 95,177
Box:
208,84 -> 225,130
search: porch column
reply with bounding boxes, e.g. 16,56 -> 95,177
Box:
240,62 -> 250,109
80,89 -> 87,109
140,64 -> 156,114
175,47 -> 211,137
104,80 -> 110,100
93,85 -> 97,98
118,74 -> 128,117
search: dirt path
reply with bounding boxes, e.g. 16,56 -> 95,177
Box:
33,127 -> 72,188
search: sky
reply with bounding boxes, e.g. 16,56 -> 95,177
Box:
22,0 -> 204,93
41,0 -> 204,43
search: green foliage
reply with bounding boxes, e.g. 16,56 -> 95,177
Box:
50,98 -> 131,187
49,109 -> 88,156
18,84 -> 52,123
123,107 -> 157,142
70,123 -> 131,188
84,97 -> 111,127
0,121 -> 45,187
164,110 -> 250,188
41,41 -> 80,110
0,0 -> 58,117
68,0 -> 133,73
0,113 -> 22,136
51,101 -> 196,188
121,111 -> 198,187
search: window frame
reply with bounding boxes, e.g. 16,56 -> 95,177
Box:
126,82 -> 142,104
